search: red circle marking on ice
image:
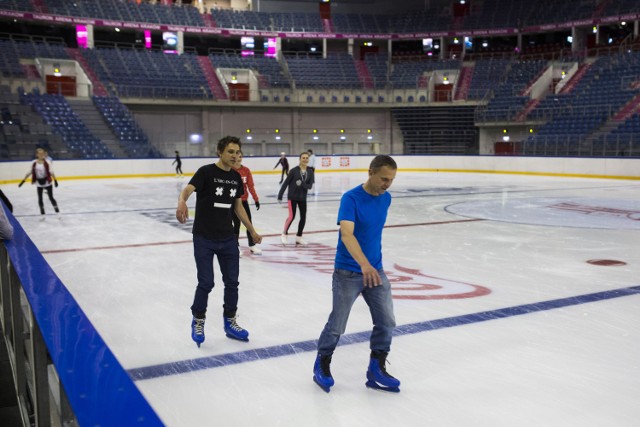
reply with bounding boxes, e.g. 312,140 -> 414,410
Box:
587,259 -> 627,266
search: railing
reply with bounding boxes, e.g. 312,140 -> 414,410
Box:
494,136 -> 639,158
475,102 -> 619,123
0,207 -> 163,426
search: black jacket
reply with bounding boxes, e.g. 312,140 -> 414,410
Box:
277,166 -> 314,202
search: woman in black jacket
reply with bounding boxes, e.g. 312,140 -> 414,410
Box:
277,151 -> 314,245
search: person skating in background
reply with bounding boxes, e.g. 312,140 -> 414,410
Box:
307,149 -> 316,172
18,147 -> 60,220
273,152 -> 289,184
277,151 -> 314,246
313,155 -> 400,393
176,136 -> 262,348
232,150 -> 262,255
172,150 -> 183,177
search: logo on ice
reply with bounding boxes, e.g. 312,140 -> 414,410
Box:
256,243 -> 491,300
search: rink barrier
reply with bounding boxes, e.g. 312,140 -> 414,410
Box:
0,204 -> 163,427
1,155 -> 639,184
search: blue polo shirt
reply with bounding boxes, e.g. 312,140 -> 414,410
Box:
335,184 -> 391,272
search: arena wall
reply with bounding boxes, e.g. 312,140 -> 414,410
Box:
1,156 -> 638,184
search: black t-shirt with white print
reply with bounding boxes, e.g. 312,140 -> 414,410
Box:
188,163 -> 244,240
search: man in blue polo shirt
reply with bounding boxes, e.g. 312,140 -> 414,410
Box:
313,155 -> 401,393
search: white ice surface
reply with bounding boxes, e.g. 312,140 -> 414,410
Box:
2,171 -> 639,426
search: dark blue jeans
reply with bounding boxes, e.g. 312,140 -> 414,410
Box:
190,234 -> 240,318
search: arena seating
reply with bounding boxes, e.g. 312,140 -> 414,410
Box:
92,96 -> 160,159
600,113 -> 640,156
0,0 -> 638,159
603,0 -> 640,16
524,52 -> 640,156
0,37 -> 69,79
42,0 -> 204,26
477,60 -> 548,121
210,53 -> 291,89
271,12 -> 323,32
331,13 -> 388,34
390,58 -> 461,89
80,48 -> 212,100
0,84 -> 66,160
0,39 -> 24,78
387,9 -> 452,33
286,54 -> 361,89
363,53 -> 389,89
210,9 -> 270,30
0,0 -> 33,12
467,58 -> 510,100
20,90 -> 113,159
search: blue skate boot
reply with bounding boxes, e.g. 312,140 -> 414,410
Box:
313,354 -> 334,393
366,351 -> 400,393
223,315 -> 249,342
191,316 -> 205,348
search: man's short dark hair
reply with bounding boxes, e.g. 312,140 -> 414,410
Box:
369,155 -> 397,173
217,136 -> 241,155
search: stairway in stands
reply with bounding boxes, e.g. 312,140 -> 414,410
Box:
197,56 -> 227,100
612,92 -> 640,121
558,62 -> 593,94
203,13 -> 217,28
355,60 -> 374,89
515,98 -> 541,121
66,48 -> 109,96
31,0 -> 48,13
453,64 -> 474,100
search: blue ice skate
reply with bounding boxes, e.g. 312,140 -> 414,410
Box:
191,316 -> 205,348
313,354 -> 334,393
223,315 -> 249,342
365,351 -> 400,393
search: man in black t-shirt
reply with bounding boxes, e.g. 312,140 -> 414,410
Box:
176,136 -> 262,347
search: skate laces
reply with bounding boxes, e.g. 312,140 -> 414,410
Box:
193,318 -> 205,335
320,356 -> 332,376
226,316 -> 245,332
374,353 -> 394,377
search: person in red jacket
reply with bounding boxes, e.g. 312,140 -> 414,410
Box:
232,150 -> 262,255
18,147 -> 60,219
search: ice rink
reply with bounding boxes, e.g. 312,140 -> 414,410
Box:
3,168 -> 640,427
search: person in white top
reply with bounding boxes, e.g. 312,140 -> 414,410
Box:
19,147 -> 60,218
307,149 -> 316,171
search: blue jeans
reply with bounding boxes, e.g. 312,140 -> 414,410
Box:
317,268 -> 396,356
191,234 -> 240,318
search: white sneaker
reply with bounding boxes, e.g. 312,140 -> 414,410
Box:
249,246 -> 262,255
280,234 -> 288,245
295,236 -> 308,246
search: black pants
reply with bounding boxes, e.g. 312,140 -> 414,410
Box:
232,200 -> 255,247
37,186 -> 58,214
283,200 -> 307,237
280,167 -> 289,183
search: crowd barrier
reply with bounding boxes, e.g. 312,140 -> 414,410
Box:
0,203 -> 163,426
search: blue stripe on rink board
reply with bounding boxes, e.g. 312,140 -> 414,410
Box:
3,210 -> 164,426
128,285 -> 640,382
